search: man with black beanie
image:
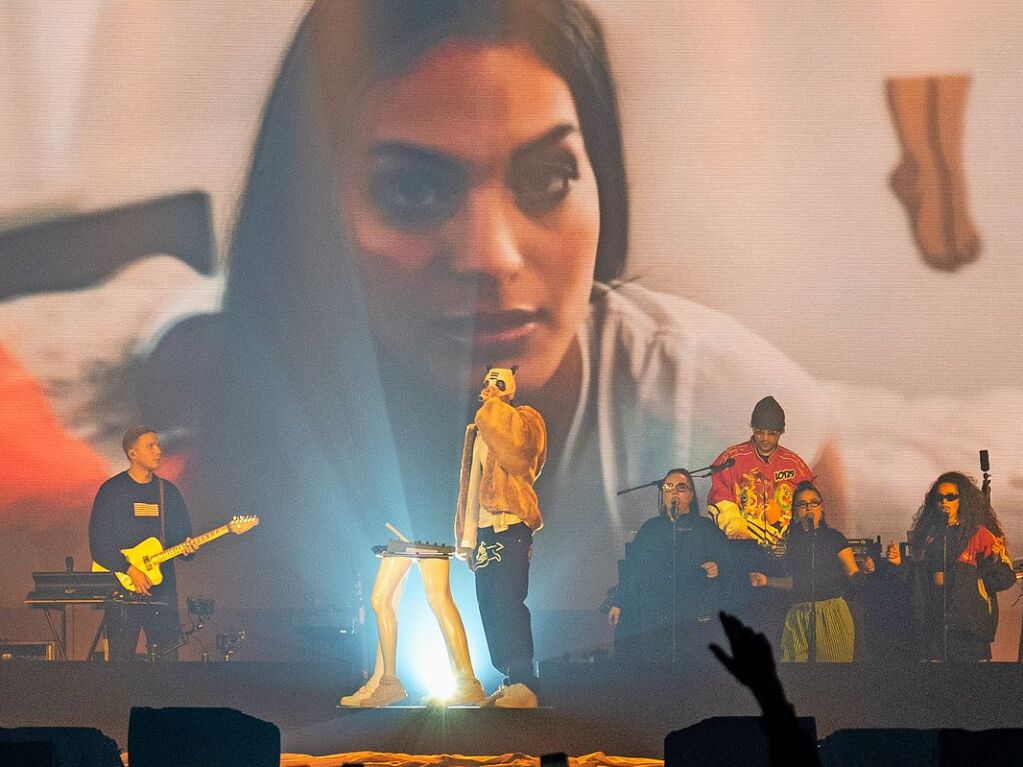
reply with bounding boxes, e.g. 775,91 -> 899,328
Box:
706,396 -> 815,547
705,397 -> 817,646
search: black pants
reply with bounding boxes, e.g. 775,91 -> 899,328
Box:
474,525 -> 535,687
104,596 -> 182,661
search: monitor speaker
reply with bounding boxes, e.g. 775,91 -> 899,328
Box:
0,727 -> 120,767
665,715 -> 817,767
128,707 -> 279,767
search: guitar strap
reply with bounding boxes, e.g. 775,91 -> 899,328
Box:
158,477 -> 166,546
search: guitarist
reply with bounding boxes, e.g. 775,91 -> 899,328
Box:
88,426 -> 197,660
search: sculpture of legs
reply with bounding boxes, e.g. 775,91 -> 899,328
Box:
339,556 -> 412,707
341,555 -> 484,707
371,555 -> 415,678
418,558 -> 485,705
341,560 -> 409,707
419,558 -> 474,676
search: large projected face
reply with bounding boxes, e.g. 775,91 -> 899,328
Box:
340,40 -> 601,395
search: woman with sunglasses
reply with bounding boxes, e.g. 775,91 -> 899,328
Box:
898,471 -> 1014,661
750,480 -> 863,662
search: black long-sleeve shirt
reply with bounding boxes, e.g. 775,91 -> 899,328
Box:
88,471 -> 193,593
615,511 -> 727,628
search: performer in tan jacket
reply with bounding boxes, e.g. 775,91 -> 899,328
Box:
456,366 -> 547,708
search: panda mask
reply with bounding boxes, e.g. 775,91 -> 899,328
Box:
479,365 -> 518,404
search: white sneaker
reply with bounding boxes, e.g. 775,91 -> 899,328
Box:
341,679 -> 409,707
339,677 -> 379,707
484,682 -> 538,708
423,677 -> 488,707
451,677 -> 488,706
359,675 -> 407,707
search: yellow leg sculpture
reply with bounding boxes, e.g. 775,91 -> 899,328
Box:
371,555 -> 415,679
419,558 -> 475,679
338,559 -> 409,707
340,556 -> 484,707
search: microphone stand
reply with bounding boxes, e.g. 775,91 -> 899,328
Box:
980,463 -> 1021,664
616,479 -> 660,496
669,505 -> 696,668
616,459 -> 736,496
942,525 -> 949,663
809,522 -> 817,665
672,506 -> 678,667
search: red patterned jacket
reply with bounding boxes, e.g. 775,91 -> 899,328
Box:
706,440 -> 814,545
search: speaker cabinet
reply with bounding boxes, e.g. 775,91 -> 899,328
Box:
821,727 -> 1023,767
665,715 -> 818,767
128,707 -> 279,767
0,727 -> 119,767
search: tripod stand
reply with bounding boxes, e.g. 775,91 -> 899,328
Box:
149,596 -> 215,661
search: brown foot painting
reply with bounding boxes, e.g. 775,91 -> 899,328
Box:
886,74 -> 981,272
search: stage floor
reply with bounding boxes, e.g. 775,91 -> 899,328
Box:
1,660 -> 1022,758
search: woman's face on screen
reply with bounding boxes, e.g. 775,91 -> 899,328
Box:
339,39 -> 601,396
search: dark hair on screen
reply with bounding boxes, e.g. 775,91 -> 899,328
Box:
228,0 -> 628,332
195,0 -> 632,537
353,0 -> 630,283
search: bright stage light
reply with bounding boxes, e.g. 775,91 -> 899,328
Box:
394,569 -> 498,701
411,633 -> 455,700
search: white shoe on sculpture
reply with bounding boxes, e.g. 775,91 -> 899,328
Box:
340,675 -> 407,708
423,676 -> 487,707
339,676 -> 379,707
357,675 -> 407,707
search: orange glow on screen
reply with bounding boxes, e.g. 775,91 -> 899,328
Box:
0,342 -> 108,519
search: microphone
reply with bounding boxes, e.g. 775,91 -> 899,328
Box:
799,515 -> 813,533
979,449 -> 992,501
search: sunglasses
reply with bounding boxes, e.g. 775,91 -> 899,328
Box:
662,483 -> 693,493
794,498 -> 823,511
938,492 -> 959,502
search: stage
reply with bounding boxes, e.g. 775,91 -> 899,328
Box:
1,660 -> 1022,760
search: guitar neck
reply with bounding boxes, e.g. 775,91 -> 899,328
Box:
153,525 -> 230,565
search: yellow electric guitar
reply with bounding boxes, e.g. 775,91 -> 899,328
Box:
92,515 -> 259,592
